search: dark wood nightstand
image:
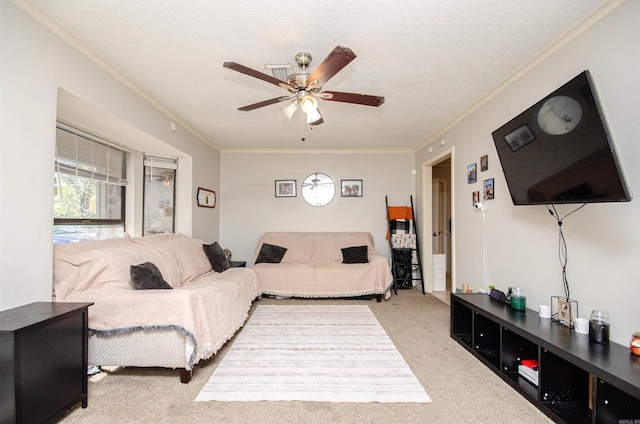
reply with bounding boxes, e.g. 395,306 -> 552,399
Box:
229,261 -> 246,268
0,302 -> 93,423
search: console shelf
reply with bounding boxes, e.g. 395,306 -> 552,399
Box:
450,293 -> 640,424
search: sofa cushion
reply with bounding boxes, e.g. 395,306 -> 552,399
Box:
130,262 -> 173,290
129,233 -> 183,287
203,242 -> 231,273
341,245 -> 369,264
255,243 -> 287,264
159,233 -> 213,283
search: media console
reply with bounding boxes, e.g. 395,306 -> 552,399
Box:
450,293 -> 640,423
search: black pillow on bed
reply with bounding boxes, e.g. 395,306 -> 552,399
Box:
130,262 -> 173,290
203,241 -> 231,273
341,245 -> 369,264
255,243 -> 287,264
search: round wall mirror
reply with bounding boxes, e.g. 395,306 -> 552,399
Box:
301,172 -> 335,207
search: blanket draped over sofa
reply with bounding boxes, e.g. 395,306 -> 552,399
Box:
251,232 -> 393,300
53,233 -> 260,382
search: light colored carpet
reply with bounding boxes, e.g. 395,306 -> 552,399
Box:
195,304 -> 431,403
54,288 -> 553,424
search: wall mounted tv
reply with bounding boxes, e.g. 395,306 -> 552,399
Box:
492,70 -> 631,205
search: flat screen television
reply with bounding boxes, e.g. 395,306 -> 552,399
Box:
492,70 -> 631,205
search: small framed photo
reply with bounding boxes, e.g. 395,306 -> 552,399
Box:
467,163 -> 477,184
341,179 -> 363,197
480,155 -> 488,172
483,178 -> 495,200
197,187 -> 216,208
472,191 -> 480,206
504,124 -> 535,151
275,180 -> 296,197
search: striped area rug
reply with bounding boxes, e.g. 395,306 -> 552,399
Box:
195,304 -> 431,403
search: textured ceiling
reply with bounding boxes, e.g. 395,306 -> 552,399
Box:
28,0 -> 606,151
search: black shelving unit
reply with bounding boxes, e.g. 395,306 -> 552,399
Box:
450,293 -> 640,424
385,195 -> 424,294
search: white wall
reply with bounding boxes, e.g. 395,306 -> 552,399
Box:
220,151 -> 415,262
415,1 -> 640,345
0,2 -> 220,310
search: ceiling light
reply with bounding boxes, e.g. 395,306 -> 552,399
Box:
281,100 -> 298,120
300,95 -> 318,113
306,108 -> 322,124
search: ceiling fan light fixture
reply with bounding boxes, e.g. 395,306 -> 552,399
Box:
281,100 -> 298,120
300,95 -> 318,113
306,108 -> 322,124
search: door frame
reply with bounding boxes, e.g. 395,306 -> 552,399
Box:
421,147 -> 455,293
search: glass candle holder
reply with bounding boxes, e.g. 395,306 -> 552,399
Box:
589,310 -> 610,344
511,287 -> 526,312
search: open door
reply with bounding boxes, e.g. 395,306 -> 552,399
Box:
432,178 -> 446,254
422,150 -> 453,296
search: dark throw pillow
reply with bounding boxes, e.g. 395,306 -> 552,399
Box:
255,243 -> 288,264
341,245 -> 369,264
203,241 -> 231,273
130,262 -> 173,290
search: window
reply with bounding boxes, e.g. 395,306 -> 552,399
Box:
54,123 -> 128,243
143,155 -> 177,236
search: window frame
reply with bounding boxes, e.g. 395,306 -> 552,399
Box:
54,123 -> 129,239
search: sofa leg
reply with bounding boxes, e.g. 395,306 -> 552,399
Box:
376,294 -> 382,302
180,368 -> 192,384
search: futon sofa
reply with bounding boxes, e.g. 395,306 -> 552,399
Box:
53,233 -> 260,383
251,232 -> 393,301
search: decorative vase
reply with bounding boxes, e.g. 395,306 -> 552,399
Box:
631,334 -> 640,356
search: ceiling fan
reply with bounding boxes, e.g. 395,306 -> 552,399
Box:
223,46 -> 384,125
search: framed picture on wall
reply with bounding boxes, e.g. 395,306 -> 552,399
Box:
275,180 -> 296,197
341,179 -> 363,197
467,163 -> 477,184
483,178 -> 495,200
472,191 -> 480,206
197,187 -> 216,208
480,155 -> 488,171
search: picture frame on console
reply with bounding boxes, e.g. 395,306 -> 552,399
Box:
275,180 -> 296,197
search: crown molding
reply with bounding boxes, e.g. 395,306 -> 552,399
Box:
11,0 -> 221,152
220,148 -> 414,154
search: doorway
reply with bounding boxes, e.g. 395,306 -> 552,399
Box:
421,149 -> 454,301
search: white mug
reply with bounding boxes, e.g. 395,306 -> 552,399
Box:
574,318 -> 589,334
539,305 -> 551,319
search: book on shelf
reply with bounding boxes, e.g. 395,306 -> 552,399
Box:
518,364 -> 539,386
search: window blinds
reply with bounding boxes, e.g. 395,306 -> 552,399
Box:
55,123 -> 129,186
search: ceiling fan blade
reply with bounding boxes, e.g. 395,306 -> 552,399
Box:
320,91 -> 385,107
223,62 -> 285,87
237,97 -> 289,112
306,46 -> 356,89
